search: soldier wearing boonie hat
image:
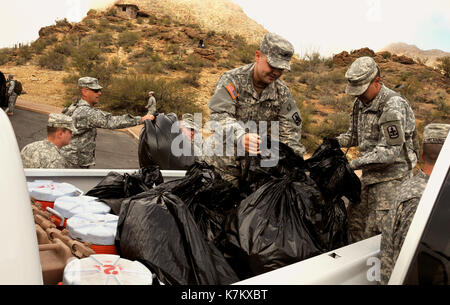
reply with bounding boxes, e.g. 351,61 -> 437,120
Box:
20,113 -> 75,168
202,32 -> 305,188
379,122 -> 449,284
337,56 -> 418,243
60,76 -> 154,168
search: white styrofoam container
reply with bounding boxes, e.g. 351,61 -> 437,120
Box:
66,213 -> 118,245
53,195 -> 110,219
63,254 -> 153,285
28,180 -> 83,202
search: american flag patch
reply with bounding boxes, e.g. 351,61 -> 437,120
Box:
225,83 -> 239,101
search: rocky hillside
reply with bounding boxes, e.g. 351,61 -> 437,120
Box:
381,42 -> 450,68
97,0 -> 267,44
1,0 -> 449,155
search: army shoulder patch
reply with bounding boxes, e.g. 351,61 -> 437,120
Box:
382,121 -> 404,146
387,125 -> 399,139
225,83 -> 239,101
292,112 -> 302,126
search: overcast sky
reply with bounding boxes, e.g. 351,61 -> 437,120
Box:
0,0 -> 449,57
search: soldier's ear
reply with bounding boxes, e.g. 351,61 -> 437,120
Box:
255,50 -> 262,62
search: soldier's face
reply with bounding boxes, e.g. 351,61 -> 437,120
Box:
82,88 -> 102,106
358,77 -> 381,104
62,129 -> 73,146
254,51 -> 284,86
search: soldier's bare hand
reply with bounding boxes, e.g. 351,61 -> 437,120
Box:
141,114 -> 155,122
242,133 -> 261,155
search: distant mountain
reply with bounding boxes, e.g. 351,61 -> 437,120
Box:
380,42 -> 450,68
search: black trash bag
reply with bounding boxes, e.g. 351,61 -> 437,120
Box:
0,71 -> 6,109
154,162 -> 242,243
115,189 -> 240,285
305,137 -> 361,204
85,166 -> 163,215
305,137 -> 361,250
240,139 -> 307,195
230,174 -> 325,277
139,113 -> 195,170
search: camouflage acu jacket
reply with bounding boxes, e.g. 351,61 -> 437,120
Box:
337,84 -> 417,185
379,170 -> 429,284
21,139 -> 68,168
61,99 -> 142,168
208,63 -> 306,157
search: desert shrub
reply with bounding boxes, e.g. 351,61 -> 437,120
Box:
31,36 -> 57,54
310,112 -> 349,139
437,56 -> 450,77
100,75 -> 202,116
0,48 -> 13,65
164,59 -> 185,71
118,31 -> 140,48
38,50 -> 66,71
180,72 -> 200,88
54,41 -> 75,56
87,33 -> 114,48
15,44 -> 33,64
106,7 -> 117,16
55,18 -> 70,27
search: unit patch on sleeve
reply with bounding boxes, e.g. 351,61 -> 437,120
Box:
387,125 -> 399,139
292,112 -> 302,126
225,83 -> 239,101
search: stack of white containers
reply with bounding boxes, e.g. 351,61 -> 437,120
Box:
28,180 -> 155,285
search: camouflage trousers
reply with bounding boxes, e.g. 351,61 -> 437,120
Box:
347,176 -> 410,243
6,93 -> 18,113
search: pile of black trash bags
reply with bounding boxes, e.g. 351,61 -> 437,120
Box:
86,137 -> 361,285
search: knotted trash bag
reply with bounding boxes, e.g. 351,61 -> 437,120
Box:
115,188 -> 240,285
154,162 -> 241,243
138,113 -> 195,170
86,166 -> 163,214
231,173 -> 326,277
240,139 -> 306,195
304,137 -> 361,250
305,137 -> 361,204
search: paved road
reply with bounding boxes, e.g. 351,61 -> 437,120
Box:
8,108 -> 140,169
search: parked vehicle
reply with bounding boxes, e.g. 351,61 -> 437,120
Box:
1,108 -> 448,285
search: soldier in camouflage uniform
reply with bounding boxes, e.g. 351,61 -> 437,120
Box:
203,32 -> 306,187
21,113 -> 76,168
379,123 -> 450,284
146,91 -> 157,115
61,77 -> 154,168
337,56 -> 418,243
5,74 -> 18,116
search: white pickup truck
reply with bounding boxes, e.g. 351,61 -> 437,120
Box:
1,108 -> 449,285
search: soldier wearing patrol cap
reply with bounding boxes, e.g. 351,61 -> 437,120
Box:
21,113 -> 76,168
180,113 -> 200,142
61,77 -> 154,168
337,56 -> 418,243
146,91 -> 157,115
203,32 -> 306,188
379,123 -> 450,284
